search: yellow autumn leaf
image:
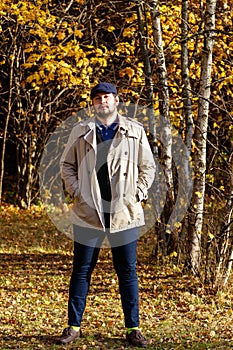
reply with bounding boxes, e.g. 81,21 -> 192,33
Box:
123,28 -> 134,37
208,232 -> 215,240
125,13 -> 137,23
80,101 -> 87,108
61,21 -> 68,29
57,31 -> 66,41
107,26 -> 115,32
74,29 -> 83,38
174,222 -> 181,229
81,93 -> 88,99
195,191 -> 203,198
170,251 -> 178,257
125,67 -> 135,78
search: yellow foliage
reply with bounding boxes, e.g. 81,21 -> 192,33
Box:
218,75 -> 233,90
123,27 -> 136,38
107,26 -> 115,32
80,101 -> 87,108
0,0 -> 109,92
0,0 -> 231,111
57,31 -> 66,41
125,13 -> 137,24
208,232 -> 215,240
170,251 -> 178,257
116,42 -> 133,56
74,29 -> 83,38
125,67 -> 135,78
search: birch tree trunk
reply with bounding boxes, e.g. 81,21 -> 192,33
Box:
136,1 -> 163,248
188,0 -> 216,275
181,0 -> 194,160
137,1 -> 157,155
150,0 -> 175,255
223,151 -> 233,287
214,150 -> 233,289
180,0 -> 194,259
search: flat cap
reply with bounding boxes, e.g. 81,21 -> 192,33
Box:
91,82 -> 118,99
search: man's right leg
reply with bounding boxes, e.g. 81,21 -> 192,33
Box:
57,226 -> 103,344
68,240 -> 100,327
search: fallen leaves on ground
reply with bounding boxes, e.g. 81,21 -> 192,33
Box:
0,203 -> 233,349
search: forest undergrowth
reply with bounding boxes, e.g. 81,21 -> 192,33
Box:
0,204 -> 233,349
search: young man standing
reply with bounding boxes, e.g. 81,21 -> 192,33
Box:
58,82 -> 155,348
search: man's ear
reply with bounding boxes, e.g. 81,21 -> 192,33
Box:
115,95 -> 120,106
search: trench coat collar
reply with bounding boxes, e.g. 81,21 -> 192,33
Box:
117,114 -> 135,137
81,113 -> 135,146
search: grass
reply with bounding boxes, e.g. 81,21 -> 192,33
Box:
0,203 -> 233,349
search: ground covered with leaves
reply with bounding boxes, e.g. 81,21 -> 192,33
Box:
0,204 -> 233,349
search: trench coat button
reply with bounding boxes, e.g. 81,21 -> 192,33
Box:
124,151 -> 128,155
123,173 -> 127,176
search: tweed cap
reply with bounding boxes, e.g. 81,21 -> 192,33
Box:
91,82 -> 118,99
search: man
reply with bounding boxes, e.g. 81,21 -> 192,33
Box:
58,82 -> 155,348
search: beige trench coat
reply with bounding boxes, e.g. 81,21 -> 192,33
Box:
60,114 -> 156,233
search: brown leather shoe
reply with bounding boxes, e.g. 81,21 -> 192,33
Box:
126,329 -> 147,348
57,327 -> 82,345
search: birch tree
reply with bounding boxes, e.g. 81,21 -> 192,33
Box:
136,1 -> 157,146
181,0 -> 194,161
188,0 -> 217,275
214,150 -> 233,289
150,0 -> 176,255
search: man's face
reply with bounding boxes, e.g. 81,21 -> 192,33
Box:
92,93 -> 119,118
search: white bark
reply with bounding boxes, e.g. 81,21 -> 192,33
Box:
137,2 -> 157,154
150,0 -> 174,205
189,0 -> 216,274
181,0 -> 194,159
216,151 -> 233,289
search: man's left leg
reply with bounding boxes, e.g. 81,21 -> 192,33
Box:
110,228 -> 147,348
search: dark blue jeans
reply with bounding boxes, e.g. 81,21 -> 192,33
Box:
68,225 -> 140,328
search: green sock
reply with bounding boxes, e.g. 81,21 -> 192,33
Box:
70,325 -> 80,332
127,327 -> 139,334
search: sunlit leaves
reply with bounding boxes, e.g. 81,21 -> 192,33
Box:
123,27 -> 137,37
1,0 -> 230,110
107,26 -> 115,32
74,29 -> 84,39
0,0 -> 110,92
116,42 -> 134,56
119,67 -> 135,79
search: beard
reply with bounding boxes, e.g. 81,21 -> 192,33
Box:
94,102 -> 117,119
